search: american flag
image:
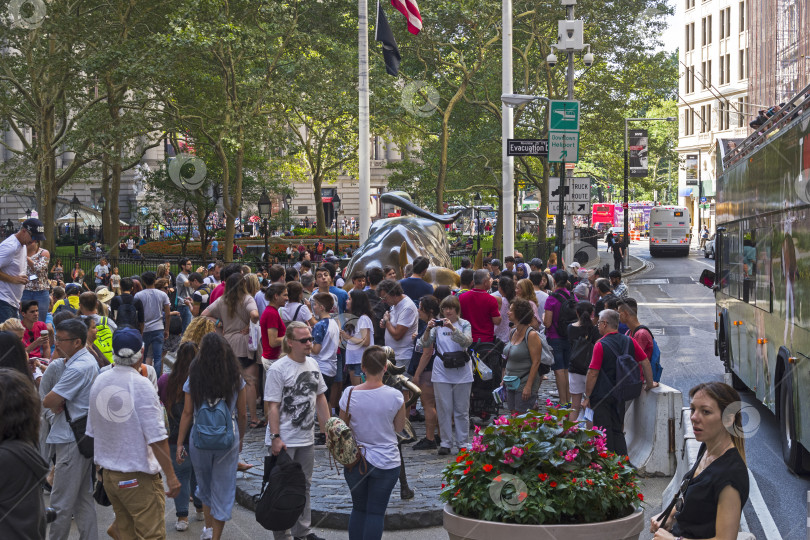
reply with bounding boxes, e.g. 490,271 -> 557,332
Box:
390,0 -> 422,35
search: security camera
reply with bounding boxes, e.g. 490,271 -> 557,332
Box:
546,52 -> 558,67
583,52 -> 594,67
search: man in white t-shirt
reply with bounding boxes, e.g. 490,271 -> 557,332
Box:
203,261 -> 222,285
264,322 -> 330,540
94,257 -> 110,286
377,279 -> 419,369
529,270 -> 549,310
126,236 -> 135,252
0,218 -> 44,323
86,327 -> 180,537
134,271 -> 171,377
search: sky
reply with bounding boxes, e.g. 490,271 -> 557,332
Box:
659,0 -> 680,53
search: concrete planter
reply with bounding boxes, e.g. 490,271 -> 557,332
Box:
443,504 -> 645,540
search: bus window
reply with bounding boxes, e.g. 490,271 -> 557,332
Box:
755,226 -> 773,311
725,224 -> 741,299
742,230 -> 756,304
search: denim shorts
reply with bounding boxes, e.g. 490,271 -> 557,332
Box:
548,337 -> 570,371
347,363 -> 363,377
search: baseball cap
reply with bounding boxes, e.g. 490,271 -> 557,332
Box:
325,250 -> 334,256
21,218 -> 46,241
568,262 -> 581,271
112,327 -> 143,359
207,263 -> 216,270
65,283 -> 81,295
490,259 -> 501,268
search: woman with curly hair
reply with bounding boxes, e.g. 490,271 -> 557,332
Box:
0,367 -> 48,539
202,273 -> 261,427
516,278 -> 541,328
181,317 -> 217,346
176,334 -> 246,540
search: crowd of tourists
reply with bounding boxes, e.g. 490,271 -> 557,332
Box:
0,219 -> 746,540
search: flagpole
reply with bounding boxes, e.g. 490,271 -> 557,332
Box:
502,0 -> 515,260
358,0 -> 371,244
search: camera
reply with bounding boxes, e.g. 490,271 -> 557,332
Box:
433,319 -> 444,327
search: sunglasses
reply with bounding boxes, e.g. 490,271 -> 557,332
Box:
292,337 -> 314,344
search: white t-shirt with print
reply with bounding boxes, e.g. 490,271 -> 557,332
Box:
280,302 -> 313,324
345,314 -> 373,365
384,296 -> 419,364
424,319 -> 474,385
312,318 -> 339,377
264,355 -> 327,447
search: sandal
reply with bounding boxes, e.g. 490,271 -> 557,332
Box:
237,462 -> 254,472
249,418 -> 267,429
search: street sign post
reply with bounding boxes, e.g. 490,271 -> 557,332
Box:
507,139 -> 548,157
548,131 -> 580,163
549,100 -> 580,131
548,176 -> 591,215
548,201 -> 590,215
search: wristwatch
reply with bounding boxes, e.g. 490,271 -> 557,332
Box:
269,433 -> 281,440
582,394 -> 589,400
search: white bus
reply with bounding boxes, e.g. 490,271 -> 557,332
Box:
648,205 -> 691,257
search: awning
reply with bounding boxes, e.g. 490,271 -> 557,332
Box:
678,187 -> 693,197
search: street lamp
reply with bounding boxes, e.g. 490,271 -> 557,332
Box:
332,193 -> 341,255
623,116 -> 677,268
70,194 -> 81,257
285,194 -> 292,232
473,192 -> 482,252
258,190 -> 271,266
97,195 -> 106,248
501,94 -> 550,108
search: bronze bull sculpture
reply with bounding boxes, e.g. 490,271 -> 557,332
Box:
343,191 -> 462,287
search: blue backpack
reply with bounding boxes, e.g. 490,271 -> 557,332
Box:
633,325 -> 662,383
193,398 -> 234,451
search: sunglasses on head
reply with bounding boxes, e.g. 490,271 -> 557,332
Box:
293,336 -> 314,344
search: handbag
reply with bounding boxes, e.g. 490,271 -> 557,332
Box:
325,388 -> 367,473
93,469 -> 112,506
472,352 -> 493,381
657,444 -> 706,527
64,406 -> 94,459
248,321 -> 261,352
434,332 -> 471,369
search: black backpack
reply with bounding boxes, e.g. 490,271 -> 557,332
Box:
550,290 -> 578,338
255,449 -> 306,531
115,296 -> 139,327
603,336 -> 643,402
54,301 -> 78,316
568,324 -> 600,375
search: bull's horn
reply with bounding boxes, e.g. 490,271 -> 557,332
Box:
380,191 -> 462,224
474,248 -> 483,270
398,241 -> 408,277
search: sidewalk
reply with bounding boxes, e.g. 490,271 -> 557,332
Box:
594,241 -> 649,277
236,376 -> 560,530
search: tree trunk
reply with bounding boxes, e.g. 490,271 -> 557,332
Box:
435,80 -> 470,214
313,175 -> 326,235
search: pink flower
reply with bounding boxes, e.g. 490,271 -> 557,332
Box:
493,415 -> 510,426
589,463 -> 602,471
474,425 -> 481,434
502,456 -> 515,465
543,414 -> 553,421
510,446 -> 524,457
563,448 -> 579,462
546,398 -> 553,407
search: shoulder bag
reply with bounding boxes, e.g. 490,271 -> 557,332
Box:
325,388 -> 367,473
657,444 -> 707,527
64,406 -> 94,459
433,327 -> 470,369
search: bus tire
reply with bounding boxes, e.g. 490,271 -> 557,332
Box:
778,367 -> 806,474
649,247 -> 659,257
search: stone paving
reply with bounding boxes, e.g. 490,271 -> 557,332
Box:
236,376 -> 560,530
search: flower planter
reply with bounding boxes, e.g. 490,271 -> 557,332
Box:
443,504 -> 645,540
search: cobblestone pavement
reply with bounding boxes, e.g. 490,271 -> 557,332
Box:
236,375 -> 560,530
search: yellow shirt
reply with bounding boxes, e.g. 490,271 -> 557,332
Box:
51,296 -> 80,313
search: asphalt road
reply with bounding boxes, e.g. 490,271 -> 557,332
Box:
627,238 -> 810,540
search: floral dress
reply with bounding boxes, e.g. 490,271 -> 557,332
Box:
24,249 -> 50,292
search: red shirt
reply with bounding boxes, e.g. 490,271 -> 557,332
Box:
626,327 -> 654,361
459,288 -> 500,342
589,331 -> 647,371
22,321 -> 49,358
209,282 -> 225,304
260,306 -> 286,360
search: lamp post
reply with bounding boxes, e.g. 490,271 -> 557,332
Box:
258,190 -> 271,266
97,195 -> 106,248
332,193 -> 341,255
70,194 -> 81,257
623,116 -> 676,268
285,194 -> 292,232
473,192 -> 482,252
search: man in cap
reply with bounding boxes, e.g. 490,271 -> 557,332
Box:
0,218 -> 45,323
87,327 -> 180,538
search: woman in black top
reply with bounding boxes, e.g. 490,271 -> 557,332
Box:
651,382 -> 749,540
566,301 -> 600,421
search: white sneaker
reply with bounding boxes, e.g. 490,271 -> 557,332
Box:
194,511 -> 205,522
200,527 -> 213,540
175,519 -> 189,531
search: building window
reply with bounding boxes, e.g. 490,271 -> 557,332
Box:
700,104 -> 712,132
719,56 -> 725,84
719,100 -> 731,130
701,60 -> 712,88
739,1 -> 746,31
686,0 -> 695,8
702,15 -> 712,45
721,7 -> 731,39
737,97 -> 746,127
719,53 -> 730,84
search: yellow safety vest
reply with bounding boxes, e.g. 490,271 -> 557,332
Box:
95,316 -> 114,363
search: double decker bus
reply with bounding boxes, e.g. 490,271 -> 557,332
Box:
711,86 -> 810,473
592,203 -> 619,230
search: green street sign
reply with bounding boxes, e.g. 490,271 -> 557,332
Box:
549,100 -> 580,131
548,131 -> 580,163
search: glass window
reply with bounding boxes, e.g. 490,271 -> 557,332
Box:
754,226 -> 772,310
742,229 -> 756,304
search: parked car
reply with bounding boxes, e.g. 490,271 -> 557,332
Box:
704,234 -> 716,259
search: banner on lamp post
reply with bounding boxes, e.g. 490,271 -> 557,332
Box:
685,153 -> 699,185
628,129 -> 649,177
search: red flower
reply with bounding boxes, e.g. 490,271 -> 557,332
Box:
456,456 -> 465,463
455,489 -> 461,496
549,481 -> 558,487
483,464 -> 494,472
463,467 -> 471,475
442,483 -> 445,488
637,493 -> 644,501
465,460 -> 474,465
538,473 -> 548,481
586,479 -> 594,485
518,492 -> 528,502
599,452 -> 608,458
613,473 -> 619,480
493,475 -> 503,482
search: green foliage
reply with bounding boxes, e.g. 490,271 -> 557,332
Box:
441,407 -> 643,525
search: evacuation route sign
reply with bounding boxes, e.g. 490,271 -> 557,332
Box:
548,131 -> 579,163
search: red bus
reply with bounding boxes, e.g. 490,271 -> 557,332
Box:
592,203 -> 618,229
